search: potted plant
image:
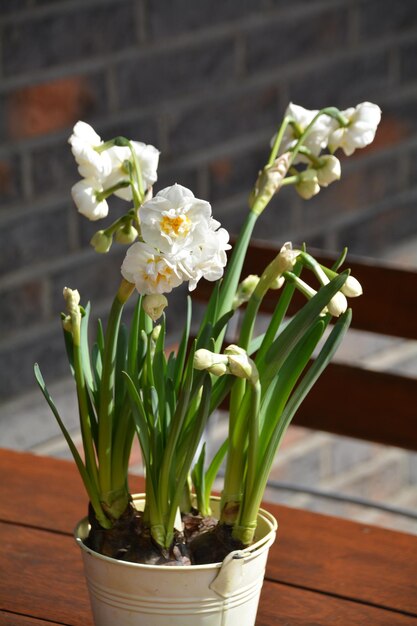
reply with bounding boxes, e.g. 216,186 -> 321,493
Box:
35,101 -> 380,626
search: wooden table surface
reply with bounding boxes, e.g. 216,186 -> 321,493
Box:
1,448 -> 416,625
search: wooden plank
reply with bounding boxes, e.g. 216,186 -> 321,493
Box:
194,240 -> 417,340
0,523 -> 92,626
258,580 -> 417,626
1,522 -> 415,626
293,362 -> 417,451
0,613 -> 66,626
0,449 -> 144,533
266,505 -> 417,617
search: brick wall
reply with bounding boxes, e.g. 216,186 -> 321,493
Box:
1,0 -> 417,404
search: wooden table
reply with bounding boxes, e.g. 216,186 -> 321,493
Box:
1,449 -> 416,625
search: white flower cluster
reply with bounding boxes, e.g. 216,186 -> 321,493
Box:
69,122 -> 159,221
272,101 -> 381,200
121,184 -> 231,295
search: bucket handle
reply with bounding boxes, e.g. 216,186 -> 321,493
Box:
209,550 -> 250,597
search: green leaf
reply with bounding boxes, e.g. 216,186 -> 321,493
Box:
259,319 -> 326,459
203,437 -> 228,511
174,297 -> 192,393
33,364 -> 110,527
123,371 -> 151,470
263,272 -> 348,386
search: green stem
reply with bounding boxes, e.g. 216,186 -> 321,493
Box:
267,115 -> 292,166
98,280 -> 135,497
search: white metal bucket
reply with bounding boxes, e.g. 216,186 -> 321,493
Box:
74,494 -> 277,626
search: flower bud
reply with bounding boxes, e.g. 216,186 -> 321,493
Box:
270,276 -> 285,290
115,223 -> 138,244
327,292 -> 348,317
151,324 -> 162,342
194,349 -> 228,376
341,275 -> 362,298
63,287 -> 80,315
225,345 -> 258,383
316,155 -> 341,187
90,230 -> 112,253
233,275 -> 260,309
277,242 -> 300,273
295,169 -> 320,199
250,152 -> 292,214
143,294 -> 168,321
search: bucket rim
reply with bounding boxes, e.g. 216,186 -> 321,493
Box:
74,493 -> 277,572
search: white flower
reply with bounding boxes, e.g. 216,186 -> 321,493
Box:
327,292 -> 348,317
71,178 -> 109,221
180,226 -> 231,291
295,169 -> 320,199
104,142 -> 160,201
341,275 -> 363,298
121,242 -> 184,295
140,184 -> 213,255
69,121 -> 112,180
329,102 -> 381,156
316,155 -> 341,187
272,103 -> 334,162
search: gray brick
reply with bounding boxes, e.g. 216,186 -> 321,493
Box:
208,146 -> 266,203
245,8 -> 349,75
2,2 -> 137,76
337,197 -> 417,256
115,38 -> 236,111
156,162 -> 199,195
301,154 -> 404,235
0,155 -> 23,208
49,249 -> 126,316
147,0 -> 260,39
0,0 -> 30,14
98,115 -> 160,151
167,85 -> 280,158
400,41 -> 417,82
0,279 -> 47,338
0,323 -> 68,401
0,204 -> 70,276
359,0 -> 417,39
31,140 -> 78,198
288,52 -> 389,110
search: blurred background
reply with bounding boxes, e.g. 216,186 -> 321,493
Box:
1,0 -> 416,532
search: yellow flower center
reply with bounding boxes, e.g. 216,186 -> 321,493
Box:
160,214 -> 190,238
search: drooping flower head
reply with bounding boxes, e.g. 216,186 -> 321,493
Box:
69,122 -> 112,181
71,178 -> 109,221
273,103 -> 335,160
104,141 -> 160,201
329,102 -> 381,156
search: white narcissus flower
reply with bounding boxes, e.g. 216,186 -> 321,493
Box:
69,121 -> 112,181
329,102 -> 381,156
316,155 -> 341,187
180,226 -> 231,291
71,178 -> 109,221
121,242 -> 184,295
271,103 -> 335,162
104,142 -> 160,201
295,169 -> 320,199
140,184 -> 213,255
